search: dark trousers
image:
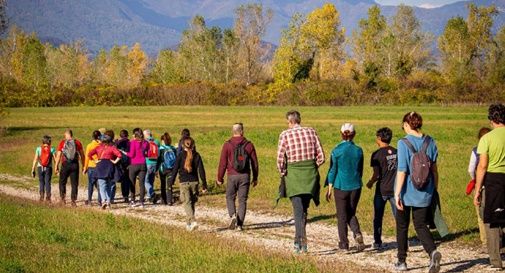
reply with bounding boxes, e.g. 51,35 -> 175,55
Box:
396,206 -> 436,262
290,194 -> 311,246
37,166 -> 52,197
128,164 -> 147,203
226,174 -> 250,226
119,170 -> 131,199
159,170 -> 174,205
334,188 -> 362,248
373,194 -> 396,245
59,162 -> 79,201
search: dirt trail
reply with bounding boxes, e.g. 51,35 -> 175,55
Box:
0,173 -> 497,273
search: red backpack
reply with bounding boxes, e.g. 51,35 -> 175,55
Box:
147,140 -> 159,160
39,145 -> 52,167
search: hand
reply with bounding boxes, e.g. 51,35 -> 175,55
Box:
252,180 -> 258,187
216,181 -> 223,186
395,196 -> 404,211
473,191 -> 481,207
325,188 -> 332,202
31,170 -> 36,178
55,168 -> 60,176
83,168 -> 88,175
366,180 -> 374,189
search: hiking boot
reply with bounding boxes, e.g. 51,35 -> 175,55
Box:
46,195 -> 51,203
338,242 -> 349,251
124,197 -> 129,204
395,261 -> 407,271
355,234 -> 366,252
229,216 -> 237,230
428,250 -> 442,273
84,200 -> 89,206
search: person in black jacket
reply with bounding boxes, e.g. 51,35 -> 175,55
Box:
169,136 -> 207,231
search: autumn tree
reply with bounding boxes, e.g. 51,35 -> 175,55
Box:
151,49 -> 181,84
45,41 -> 91,88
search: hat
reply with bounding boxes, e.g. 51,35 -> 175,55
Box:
340,123 -> 355,133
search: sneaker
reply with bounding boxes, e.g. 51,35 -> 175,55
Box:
101,202 -> 107,210
124,197 -> 129,204
129,201 -> 136,208
229,216 -> 237,230
84,200 -> 90,206
189,221 -> 198,231
236,225 -> 244,231
301,244 -> 308,254
355,234 -> 366,252
372,242 -> 382,250
293,242 -> 301,254
428,250 -> 442,273
395,261 -> 407,271
140,202 -> 145,209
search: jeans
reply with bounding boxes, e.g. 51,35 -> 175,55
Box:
180,182 -> 199,224
160,170 -> 174,205
396,206 -> 436,263
145,164 -> 157,198
59,161 -> 79,202
37,166 -> 52,198
290,194 -> 311,247
334,188 -> 362,249
373,194 -> 396,245
226,174 -> 250,226
87,167 -> 101,204
128,164 -> 147,203
98,178 -> 114,204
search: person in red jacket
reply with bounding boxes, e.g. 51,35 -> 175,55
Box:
217,123 -> 259,231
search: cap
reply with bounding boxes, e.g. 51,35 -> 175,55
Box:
340,123 -> 355,133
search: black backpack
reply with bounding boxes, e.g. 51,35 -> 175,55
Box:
402,135 -> 433,190
230,140 -> 250,173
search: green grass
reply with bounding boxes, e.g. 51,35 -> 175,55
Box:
0,194 -> 354,273
0,105 -> 488,243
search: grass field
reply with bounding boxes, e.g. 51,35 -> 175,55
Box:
0,105 -> 489,244
0,194 -> 344,273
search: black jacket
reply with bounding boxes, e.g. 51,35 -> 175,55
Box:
169,150 -> 207,189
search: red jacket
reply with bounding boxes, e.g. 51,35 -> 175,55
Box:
217,136 -> 259,182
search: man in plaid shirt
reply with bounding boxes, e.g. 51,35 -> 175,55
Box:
277,110 -> 325,253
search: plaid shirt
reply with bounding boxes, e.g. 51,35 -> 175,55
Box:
277,125 -> 325,175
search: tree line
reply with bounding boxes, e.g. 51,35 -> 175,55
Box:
0,3 -> 504,107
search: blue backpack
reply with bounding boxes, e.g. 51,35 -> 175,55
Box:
161,147 -> 176,172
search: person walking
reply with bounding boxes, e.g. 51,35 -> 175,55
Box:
31,135 -> 56,202
144,129 -> 160,204
474,103 -> 505,270
394,112 -> 442,272
54,129 -> 85,207
169,136 -> 208,231
366,127 -> 397,249
83,130 -> 102,206
123,128 -> 148,208
326,123 -> 366,252
158,132 -> 177,205
277,110 -> 325,254
88,130 -> 122,209
467,127 -> 491,248
115,129 -> 131,203
217,123 -> 259,231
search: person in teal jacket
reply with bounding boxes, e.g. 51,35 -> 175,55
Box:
325,123 -> 365,252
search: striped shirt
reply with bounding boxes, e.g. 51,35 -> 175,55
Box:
277,125 -> 325,175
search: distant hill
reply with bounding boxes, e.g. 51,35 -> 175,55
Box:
6,0 -> 505,55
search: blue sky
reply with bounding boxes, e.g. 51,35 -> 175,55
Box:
375,0 -> 462,8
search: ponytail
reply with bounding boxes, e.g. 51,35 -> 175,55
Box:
183,137 -> 195,173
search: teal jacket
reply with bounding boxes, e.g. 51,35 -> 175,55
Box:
326,141 -> 363,191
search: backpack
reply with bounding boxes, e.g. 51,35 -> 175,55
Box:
39,145 -> 52,167
62,139 -> 77,162
147,140 -> 159,160
401,135 -> 433,190
161,147 -> 176,172
230,140 -> 250,173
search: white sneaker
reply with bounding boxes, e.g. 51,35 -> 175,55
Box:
186,224 -> 192,231
189,221 -> 198,231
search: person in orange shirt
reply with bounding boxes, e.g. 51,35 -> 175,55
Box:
83,130 -> 102,206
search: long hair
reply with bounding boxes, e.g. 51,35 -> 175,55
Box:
161,132 -> 172,146
183,137 -> 195,173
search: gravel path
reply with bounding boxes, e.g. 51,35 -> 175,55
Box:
0,173 -> 499,273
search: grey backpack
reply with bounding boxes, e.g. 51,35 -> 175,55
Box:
402,136 -> 432,190
62,139 -> 77,162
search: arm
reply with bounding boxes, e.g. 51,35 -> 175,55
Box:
474,154 -> 488,206
197,154 -> 207,191
216,143 -> 228,184
432,162 -> 439,190
168,153 -> 181,186
78,143 -> 85,167
126,141 -> 136,158
276,133 -> 287,176
325,151 -> 337,202
249,143 -> 259,186
395,140 -> 408,211
358,152 -> 364,179
31,151 -> 38,176
314,131 -> 325,166
111,147 -> 122,164
54,151 -> 62,174
395,171 -> 406,211
83,144 -> 90,171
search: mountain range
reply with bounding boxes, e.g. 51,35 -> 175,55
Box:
6,0 -> 505,55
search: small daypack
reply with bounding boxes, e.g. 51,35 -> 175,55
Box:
230,140 -> 250,173
39,145 -> 52,167
62,139 -> 77,162
402,135 -> 433,190
161,147 -> 176,172
147,140 -> 159,160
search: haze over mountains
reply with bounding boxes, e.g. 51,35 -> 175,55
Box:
7,0 -> 505,54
